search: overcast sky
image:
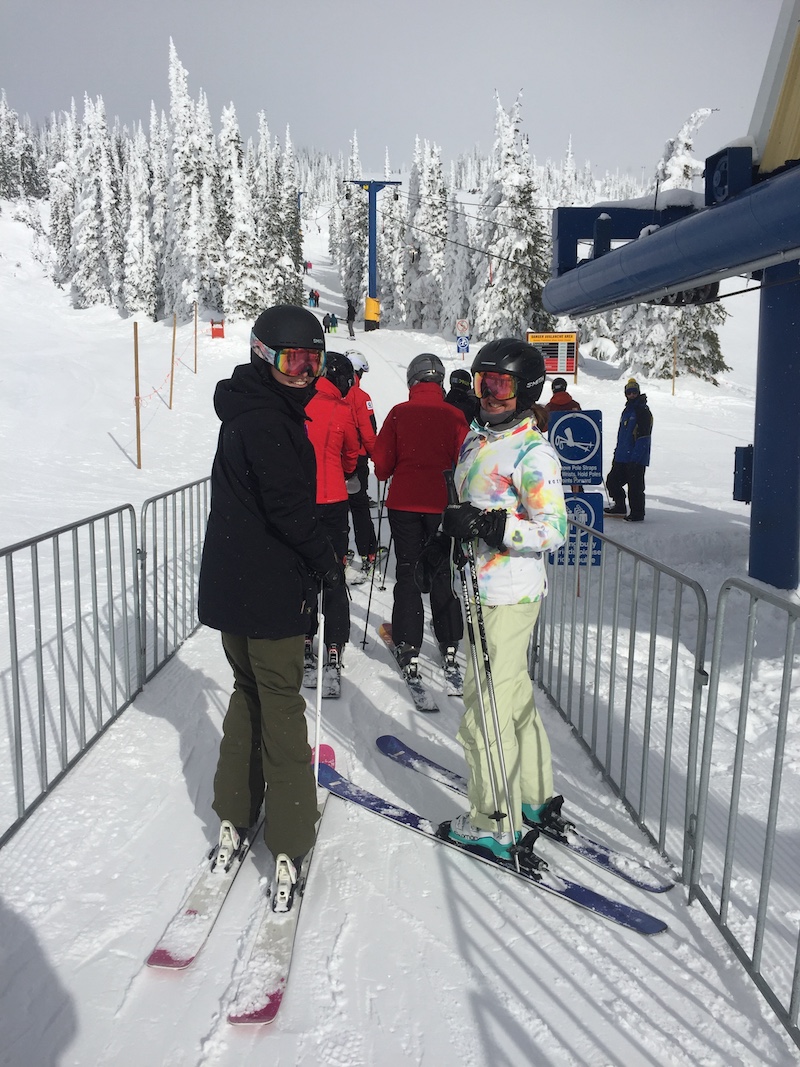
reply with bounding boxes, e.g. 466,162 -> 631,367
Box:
0,0 -> 784,177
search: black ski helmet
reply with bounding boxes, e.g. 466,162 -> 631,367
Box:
251,304 -> 325,359
552,377 -> 568,393
450,369 -> 472,389
471,338 -> 546,410
325,352 -> 355,398
407,352 -> 445,388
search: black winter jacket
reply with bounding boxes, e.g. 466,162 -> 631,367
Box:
445,385 -> 480,424
198,360 -> 337,639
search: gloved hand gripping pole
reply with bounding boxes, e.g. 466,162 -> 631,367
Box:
443,470 -> 521,872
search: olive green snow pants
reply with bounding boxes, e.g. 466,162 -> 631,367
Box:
458,600 -> 553,835
213,632 -> 318,860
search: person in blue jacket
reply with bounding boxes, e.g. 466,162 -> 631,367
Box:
604,378 -> 653,522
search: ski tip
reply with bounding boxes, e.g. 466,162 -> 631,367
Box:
313,743 -> 336,769
228,990 -> 283,1025
146,948 -> 193,969
376,734 -> 402,754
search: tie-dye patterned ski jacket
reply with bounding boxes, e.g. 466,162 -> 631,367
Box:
453,416 -> 567,605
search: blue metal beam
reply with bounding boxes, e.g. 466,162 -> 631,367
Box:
542,165 -> 800,317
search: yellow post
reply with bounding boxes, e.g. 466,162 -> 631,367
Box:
672,335 -> 677,396
169,312 -> 177,410
193,301 -> 198,374
134,322 -> 142,470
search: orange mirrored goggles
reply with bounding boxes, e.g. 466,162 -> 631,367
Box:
474,371 -> 518,400
251,333 -> 326,377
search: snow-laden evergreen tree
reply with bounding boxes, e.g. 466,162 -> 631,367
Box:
224,149 -> 264,318
264,146 -> 295,305
122,124 -> 157,317
279,126 -> 304,304
405,141 -> 447,329
0,92 -> 46,199
439,179 -> 474,334
613,108 -> 728,381
163,41 -> 220,318
654,108 -> 711,192
70,95 -> 124,308
71,97 -> 112,307
199,170 -> 225,312
470,94 -> 553,339
559,136 -> 578,206
149,104 -> 169,316
48,103 -> 80,284
216,103 -> 241,249
94,97 -> 125,306
376,149 -> 406,325
0,92 -> 23,198
338,131 -> 368,308
251,111 -> 274,304
397,135 -> 424,324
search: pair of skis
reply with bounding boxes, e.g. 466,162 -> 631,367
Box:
147,736 -> 672,1028
146,745 -> 335,1025
317,737 -> 672,936
378,621 -> 463,712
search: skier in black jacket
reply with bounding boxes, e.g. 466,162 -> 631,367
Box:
445,368 -> 480,424
198,304 -> 342,897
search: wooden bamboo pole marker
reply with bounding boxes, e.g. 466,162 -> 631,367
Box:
134,322 -> 142,469
169,312 -> 177,409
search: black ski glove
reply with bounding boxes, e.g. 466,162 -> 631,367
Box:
319,562 -> 345,590
442,502 -> 507,549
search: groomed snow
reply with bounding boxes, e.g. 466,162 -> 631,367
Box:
0,204 -> 798,1066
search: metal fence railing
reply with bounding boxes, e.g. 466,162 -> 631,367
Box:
691,578 -> 800,1045
0,507 -> 141,847
0,479 -> 211,848
535,521 -> 709,879
534,522 -> 800,1049
139,478 -> 210,682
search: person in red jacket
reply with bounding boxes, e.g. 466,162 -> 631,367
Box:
304,353 -> 360,692
344,350 -> 379,583
545,377 -> 581,417
373,353 -> 468,681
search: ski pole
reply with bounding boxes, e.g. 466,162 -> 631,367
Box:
361,481 -> 388,649
313,585 -> 325,786
379,533 -> 393,591
443,470 -> 521,872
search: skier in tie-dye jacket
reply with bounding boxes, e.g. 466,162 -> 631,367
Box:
441,338 -> 568,865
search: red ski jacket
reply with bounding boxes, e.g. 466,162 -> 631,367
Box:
373,382 -> 468,513
346,376 -> 377,457
305,377 -> 360,504
545,391 -> 581,415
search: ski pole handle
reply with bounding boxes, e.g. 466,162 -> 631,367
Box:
443,469 -> 459,506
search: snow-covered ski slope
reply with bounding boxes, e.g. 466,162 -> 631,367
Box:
1,206 -> 798,1065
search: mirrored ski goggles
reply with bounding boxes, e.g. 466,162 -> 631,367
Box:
251,333 -> 326,377
474,371 -> 518,400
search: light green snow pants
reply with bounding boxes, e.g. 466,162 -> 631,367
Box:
458,600 -> 553,834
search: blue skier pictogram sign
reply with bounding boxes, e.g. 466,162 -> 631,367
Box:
552,493 -> 604,567
548,410 -> 603,486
